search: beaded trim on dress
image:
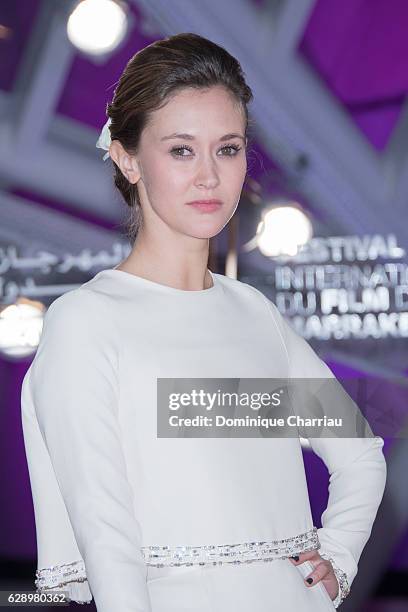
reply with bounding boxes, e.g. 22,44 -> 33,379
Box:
35,527 -> 323,604
141,526 -> 320,567
319,551 -> 351,609
35,559 -> 92,604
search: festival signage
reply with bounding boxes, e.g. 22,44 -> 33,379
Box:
241,234 -> 408,340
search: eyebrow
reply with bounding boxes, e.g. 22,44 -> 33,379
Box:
160,132 -> 246,142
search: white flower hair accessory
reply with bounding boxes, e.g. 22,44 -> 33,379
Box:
95,117 -> 112,161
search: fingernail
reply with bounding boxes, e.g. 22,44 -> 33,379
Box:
291,555 -> 299,561
306,577 -> 313,584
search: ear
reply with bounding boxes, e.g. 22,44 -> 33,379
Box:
109,140 -> 141,184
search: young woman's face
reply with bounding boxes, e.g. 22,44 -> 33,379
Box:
134,85 -> 247,239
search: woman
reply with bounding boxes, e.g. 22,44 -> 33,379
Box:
21,33 -> 387,611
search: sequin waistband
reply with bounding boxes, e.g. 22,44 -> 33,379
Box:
141,526 -> 320,567
35,527 -> 320,591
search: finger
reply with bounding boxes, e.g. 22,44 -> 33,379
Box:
304,561 -> 332,587
289,550 -> 321,564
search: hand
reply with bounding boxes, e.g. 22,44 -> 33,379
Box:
289,550 -> 339,601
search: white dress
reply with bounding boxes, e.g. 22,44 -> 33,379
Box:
21,268 -> 387,611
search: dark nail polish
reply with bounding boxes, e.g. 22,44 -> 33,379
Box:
291,555 -> 299,561
306,578 -> 313,584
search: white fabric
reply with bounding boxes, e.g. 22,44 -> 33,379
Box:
21,268 -> 387,611
146,559 -> 339,611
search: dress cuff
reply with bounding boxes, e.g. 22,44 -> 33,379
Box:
35,559 -> 93,604
318,551 -> 351,608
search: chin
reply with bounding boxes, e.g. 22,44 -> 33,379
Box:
188,229 -> 222,240
182,222 -> 225,240
172,210 -> 235,239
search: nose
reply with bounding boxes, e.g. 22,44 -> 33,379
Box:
194,156 -> 220,190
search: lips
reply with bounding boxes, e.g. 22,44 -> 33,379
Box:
186,199 -> 222,212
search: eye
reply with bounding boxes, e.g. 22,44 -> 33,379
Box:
220,144 -> 242,156
170,144 -> 243,158
170,145 -> 194,157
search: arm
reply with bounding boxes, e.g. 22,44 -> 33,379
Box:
28,289 -> 151,612
267,298 -> 387,608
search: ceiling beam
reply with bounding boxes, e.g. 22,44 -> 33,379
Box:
131,0 -> 407,244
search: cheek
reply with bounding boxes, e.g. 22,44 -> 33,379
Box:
146,158 -> 188,198
139,158 -> 175,208
225,157 -> 247,191
142,162 -> 191,222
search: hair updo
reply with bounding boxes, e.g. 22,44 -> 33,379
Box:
106,32 -> 253,245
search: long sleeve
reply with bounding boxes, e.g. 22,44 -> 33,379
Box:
266,298 -> 387,608
26,289 -> 152,612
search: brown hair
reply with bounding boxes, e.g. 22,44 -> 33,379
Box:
106,32 -> 254,244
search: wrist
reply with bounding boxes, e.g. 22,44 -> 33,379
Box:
319,551 -> 351,608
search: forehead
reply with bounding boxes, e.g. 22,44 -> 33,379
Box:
148,86 -> 245,135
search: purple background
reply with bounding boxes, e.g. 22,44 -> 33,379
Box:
0,0 -> 406,586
